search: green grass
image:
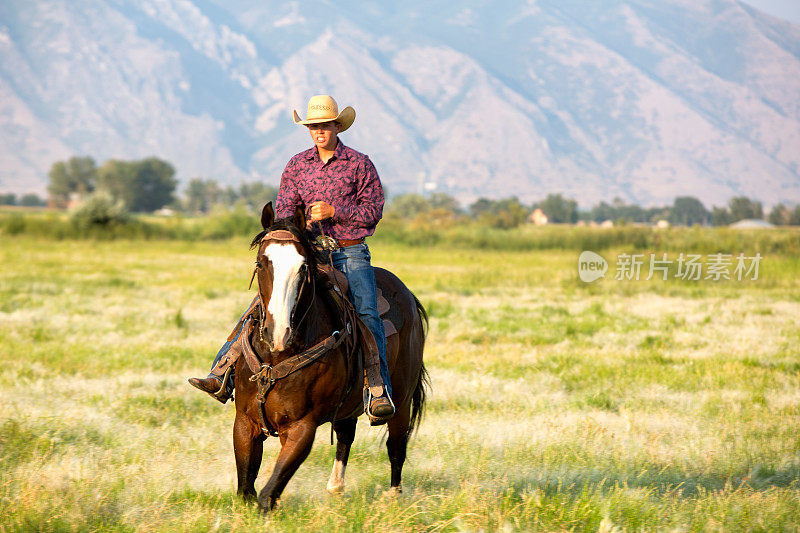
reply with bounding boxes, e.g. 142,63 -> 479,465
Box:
1,232 -> 799,531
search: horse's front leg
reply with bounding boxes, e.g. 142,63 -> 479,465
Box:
327,417 -> 357,494
233,411 -> 264,501
257,417 -> 317,511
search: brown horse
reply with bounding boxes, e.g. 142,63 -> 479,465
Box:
232,202 -> 428,511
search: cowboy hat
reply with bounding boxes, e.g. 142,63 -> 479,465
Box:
292,95 -> 356,132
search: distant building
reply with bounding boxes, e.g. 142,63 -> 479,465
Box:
729,219 -> 774,229
529,208 -> 548,225
655,219 -> 670,229
600,220 -> 614,228
66,192 -> 84,210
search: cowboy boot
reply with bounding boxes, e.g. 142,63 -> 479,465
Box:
357,318 -> 395,424
364,368 -> 395,424
188,334 -> 242,404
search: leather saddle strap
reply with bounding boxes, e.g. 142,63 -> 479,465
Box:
356,316 -> 384,397
241,320 -> 263,376
228,296 -> 261,342
267,331 -> 346,381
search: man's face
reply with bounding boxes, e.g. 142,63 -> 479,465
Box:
307,121 -> 341,151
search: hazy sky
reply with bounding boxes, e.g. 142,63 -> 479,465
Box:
744,0 -> 800,23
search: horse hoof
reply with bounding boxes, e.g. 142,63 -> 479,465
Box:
326,483 -> 345,495
383,485 -> 402,498
258,497 -> 280,513
239,491 -> 257,503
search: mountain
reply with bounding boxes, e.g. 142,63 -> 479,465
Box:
1,0 -> 799,207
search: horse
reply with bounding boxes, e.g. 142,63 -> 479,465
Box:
231,202 -> 429,511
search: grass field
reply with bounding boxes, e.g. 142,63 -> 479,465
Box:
1,231 -> 799,531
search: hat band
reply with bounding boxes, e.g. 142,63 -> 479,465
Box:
307,112 -> 337,121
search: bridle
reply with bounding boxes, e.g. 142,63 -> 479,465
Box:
250,229 -> 315,352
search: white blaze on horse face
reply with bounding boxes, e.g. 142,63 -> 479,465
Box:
263,242 -> 305,351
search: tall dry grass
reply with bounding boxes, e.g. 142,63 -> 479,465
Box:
1,234 -> 799,531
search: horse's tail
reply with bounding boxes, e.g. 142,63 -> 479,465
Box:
409,294 -> 429,436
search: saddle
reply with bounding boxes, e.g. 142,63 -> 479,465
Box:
317,264 -> 399,339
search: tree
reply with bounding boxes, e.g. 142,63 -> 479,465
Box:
387,194 -> 433,219
791,206 -> 800,226
536,193 -> 578,223
135,158 -> 177,212
47,156 -> 97,208
589,201 -> 616,222
468,198 -> 494,218
711,206 -> 732,226
427,193 -> 460,214
470,197 -> 529,228
20,193 -> 46,207
185,178 -> 222,214
768,203 -> 800,226
98,157 -> 177,212
97,160 -> 135,208
728,196 -> 763,222
588,199 -> 648,223
491,197 -> 530,228
238,182 -> 279,214
0,193 -> 16,205
670,196 -> 709,226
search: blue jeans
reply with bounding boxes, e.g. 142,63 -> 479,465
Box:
331,243 -> 392,398
205,306 -> 250,395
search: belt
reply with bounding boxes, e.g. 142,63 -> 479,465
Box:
336,238 -> 364,248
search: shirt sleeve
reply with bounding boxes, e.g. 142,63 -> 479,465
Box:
332,156 -> 384,229
275,158 -> 303,219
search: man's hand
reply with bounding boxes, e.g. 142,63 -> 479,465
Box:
308,201 -> 335,222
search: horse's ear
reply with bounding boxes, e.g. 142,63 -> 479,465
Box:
261,202 -> 274,229
292,206 -> 306,230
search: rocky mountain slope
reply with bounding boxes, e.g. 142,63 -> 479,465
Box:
1,0 -> 798,207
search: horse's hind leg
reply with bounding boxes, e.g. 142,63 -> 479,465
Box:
386,404 -> 412,493
327,417 -> 357,494
233,412 -> 264,501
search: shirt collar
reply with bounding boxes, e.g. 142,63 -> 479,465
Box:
334,140 -> 349,160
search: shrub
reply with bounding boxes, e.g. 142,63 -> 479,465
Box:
1,213 -> 26,235
70,192 -> 129,229
197,205 -> 262,240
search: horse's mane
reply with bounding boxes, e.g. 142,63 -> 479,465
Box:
249,217 -> 319,274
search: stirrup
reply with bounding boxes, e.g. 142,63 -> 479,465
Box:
364,387 -> 395,426
213,366 -> 234,403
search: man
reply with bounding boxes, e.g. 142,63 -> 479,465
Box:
189,94 -> 394,421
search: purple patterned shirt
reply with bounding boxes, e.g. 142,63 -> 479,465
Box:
275,141 -> 385,240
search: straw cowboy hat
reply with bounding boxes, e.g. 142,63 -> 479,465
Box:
292,95 -> 356,132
